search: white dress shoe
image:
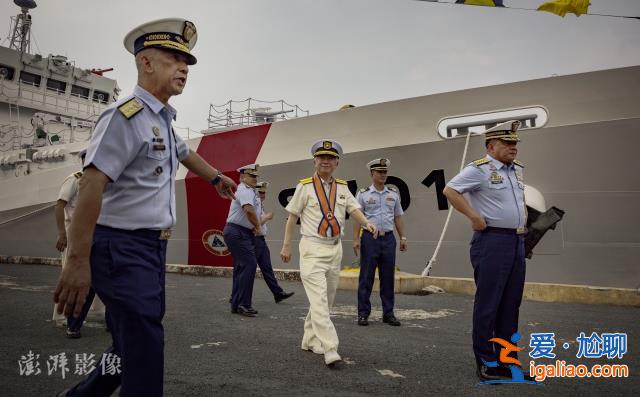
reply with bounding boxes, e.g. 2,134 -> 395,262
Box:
324,350 -> 342,366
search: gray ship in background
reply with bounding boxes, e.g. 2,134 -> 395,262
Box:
0,1 -> 638,291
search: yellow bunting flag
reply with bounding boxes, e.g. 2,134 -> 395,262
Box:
537,0 -> 590,17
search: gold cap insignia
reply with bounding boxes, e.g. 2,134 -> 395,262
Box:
323,141 -> 332,150
182,21 -> 196,42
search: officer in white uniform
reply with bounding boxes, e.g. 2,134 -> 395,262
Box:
353,158 -> 407,327
280,139 -> 376,366
225,164 -> 262,316
53,149 -> 105,338
54,18 -> 236,397
444,120 -> 530,382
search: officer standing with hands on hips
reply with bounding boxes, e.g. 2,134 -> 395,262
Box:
225,164 -> 262,317
53,18 -> 236,397
280,139 -> 376,367
443,120 -> 532,382
255,181 -> 295,303
353,158 -> 407,327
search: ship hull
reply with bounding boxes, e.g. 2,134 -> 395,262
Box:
1,66 -> 639,289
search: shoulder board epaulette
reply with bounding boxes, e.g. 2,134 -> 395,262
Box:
471,158 -> 490,167
73,172 -> 83,179
359,187 -> 368,193
335,179 -> 348,185
117,97 -> 144,120
387,185 -> 398,192
299,177 -> 313,185
513,160 -> 525,168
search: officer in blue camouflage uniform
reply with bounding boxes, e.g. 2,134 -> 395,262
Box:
255,181 -> 295,303
443,120 -> 529,382
353,158 -> 407,327
225,164 -> 262,317
53,18 -> 236,397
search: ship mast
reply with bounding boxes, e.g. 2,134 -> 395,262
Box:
9,0 -> 37,55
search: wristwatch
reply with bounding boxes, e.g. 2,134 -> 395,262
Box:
400,237 -> 407,241
210,172 -> 223,186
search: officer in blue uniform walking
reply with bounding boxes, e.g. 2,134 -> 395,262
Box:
225,164 -> 262,317
255,181 -> 295,303
443,120 -> 529,382
353,158 -> 407,327
53,18 -> 236,397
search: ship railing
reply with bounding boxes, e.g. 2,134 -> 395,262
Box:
207,98 -> 309,129
0,203 -> 54,227
0,79 -> 103,121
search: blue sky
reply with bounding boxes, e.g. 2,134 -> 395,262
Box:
1,0 -> 639,135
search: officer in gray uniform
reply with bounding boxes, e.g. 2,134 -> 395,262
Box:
443,120 -> 529,382
225,164 -> 262,317
353,158 -> 407,327
54,18 -> 236,397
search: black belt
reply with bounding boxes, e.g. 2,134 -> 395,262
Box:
364,230 -> 393,237
95,224 -> 172,240
484,226 -> 527,235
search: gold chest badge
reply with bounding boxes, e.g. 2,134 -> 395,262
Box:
490,171 -> 503,184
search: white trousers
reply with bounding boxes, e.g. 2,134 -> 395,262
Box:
52,247 -> 105,324
299,237 -> 342,353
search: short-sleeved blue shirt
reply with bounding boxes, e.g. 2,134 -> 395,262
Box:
256,199 -> 268,236
84,85 -> 190,230
356,185 -> 403,233
447,154 -> 526,229
226,182 -> 259,230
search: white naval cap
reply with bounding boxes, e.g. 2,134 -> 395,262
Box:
237,163 -> 259,176
123,18 -> 198,65
484,120 -> 521,142
256,181 -> 269,193
366,158 -> 390,171
311,139 -> 343,158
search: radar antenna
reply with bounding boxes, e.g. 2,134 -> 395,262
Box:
9,0 -> 38,54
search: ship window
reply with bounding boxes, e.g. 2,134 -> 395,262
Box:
19,71 -> 42,87
0,64 -> 16,81
46,78 -> 67,94
71,84 -> 90,99
437,107 -> 548,139
92,90 -> 109,104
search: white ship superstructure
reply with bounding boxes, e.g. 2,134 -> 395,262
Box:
0,0 -> 119,218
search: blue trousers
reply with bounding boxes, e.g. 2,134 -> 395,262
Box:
255,236 -> 284,296
470,229 -> 526,366
68,225 -> 167,397
66,287 -> 95,332
224,223 -> 258,308
358,232 -> 396,318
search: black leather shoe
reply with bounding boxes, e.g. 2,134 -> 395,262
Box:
357,316 -> 369,326
477,364 -> 510,381
236,306 -> 257,317
274,291 -> 294,303
230,307 -> 238,314
382,315 -> 401,326
66,329 -> 81,339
